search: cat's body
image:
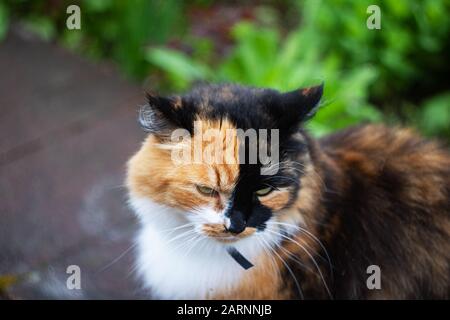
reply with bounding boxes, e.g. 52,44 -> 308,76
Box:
127,84 -> 450,299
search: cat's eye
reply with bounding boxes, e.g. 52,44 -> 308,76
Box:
196,185 -> 218,197
255,187 -> 274,197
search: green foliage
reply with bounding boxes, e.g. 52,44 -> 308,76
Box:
305,0 -> 450,105
147,26 -> 381,134
69,0 -> 187,78
415,92 -> 450,140
146,0 -> 449,138
145,8 -> 384,135
146,47 -> 213,90
4,0 -> 188,79
2,0 -> 449,139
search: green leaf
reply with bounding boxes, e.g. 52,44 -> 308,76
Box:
145,47 -> 212,89
419,92 -> 450,137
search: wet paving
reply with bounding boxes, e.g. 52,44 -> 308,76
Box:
0,29 -> 149,299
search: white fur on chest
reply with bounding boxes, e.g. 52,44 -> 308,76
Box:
131,197 -> 269,299
135,222 -> 246,299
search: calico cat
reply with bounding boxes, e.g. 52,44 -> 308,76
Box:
126,83 -> 450,299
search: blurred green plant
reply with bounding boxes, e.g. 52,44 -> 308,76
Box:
146,20 -> 382,135
304,0 -> 450,140
2,0 -> 449,139
412,92 -> 450,138
3,0 -> 188,79
71,0 -> 187,78
145,0 -> 449,138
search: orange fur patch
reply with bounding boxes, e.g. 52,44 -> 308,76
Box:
127,118 -> 240,211
258,189 -> 291,211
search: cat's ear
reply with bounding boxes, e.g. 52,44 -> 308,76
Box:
277,83 -> 324,125
139,92 -> 185,137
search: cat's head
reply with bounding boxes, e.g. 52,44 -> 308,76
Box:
127,83 -> 323,243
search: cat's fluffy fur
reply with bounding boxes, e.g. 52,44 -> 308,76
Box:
127,84 -> 450,299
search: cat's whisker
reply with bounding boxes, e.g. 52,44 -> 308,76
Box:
281,168 -> 304,175
177,233 -> 200,256
169,231 -> 200,254
96,242 -> 138,274
279,161 -> 306,168
268,222 -> 327,264
255,236 -> 282,282
160,222 -> 196,235
278,163 -> 306,174
259,234 -> 310,276
258,235 -> 304,300
261,182 -> 278,190
135,205 -> 173,221
276,243 -> 314,273
264,175 -> 300,186
126,257 -> 142,279
265,228 -> 332,299
285,160 -> 307,167
268,221 -> 334,273
283,165 -> 305,174
270,221 -> 332,267
309,167 -> 335,195
166,228 -> 197,246
256,235 -> 281,277
183,234 -> 207,259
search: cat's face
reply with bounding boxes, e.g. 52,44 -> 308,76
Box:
127,84 -> 322,244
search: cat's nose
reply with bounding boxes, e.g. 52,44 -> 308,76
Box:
226,210 -> 246,234
227,222 -> 246,234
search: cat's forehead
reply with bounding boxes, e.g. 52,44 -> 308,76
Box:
188,118 -> 240,191
179,84 -> 277,131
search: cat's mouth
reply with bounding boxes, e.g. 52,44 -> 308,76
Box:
201,223 -> 256,243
